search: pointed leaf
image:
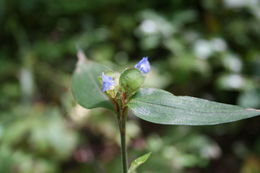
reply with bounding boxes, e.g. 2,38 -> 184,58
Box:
128,88 -> 260,125
128,152 -> 151,173
71,57 -> 113,110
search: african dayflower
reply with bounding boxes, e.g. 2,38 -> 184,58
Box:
101,72 -> 115,92
135,57 -> 151,74
71,51 -> 260,173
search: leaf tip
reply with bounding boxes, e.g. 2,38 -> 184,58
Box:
75,49 -> 88,73
246,108 -> 260,112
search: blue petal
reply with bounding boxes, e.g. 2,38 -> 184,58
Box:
135,57 -> 151,74
101,72 -> 114,92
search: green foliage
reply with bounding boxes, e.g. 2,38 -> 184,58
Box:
71,55 -> 113,110
128,152 -> 151,173
128,88 -> 260,125
0,107 -> 78,173
72,60 -> 259,126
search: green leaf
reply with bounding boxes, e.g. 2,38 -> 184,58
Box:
71,56 -> 113,110
128,152 -> 151,173
128,88 -> 260,125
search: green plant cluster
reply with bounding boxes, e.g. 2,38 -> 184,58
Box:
0,0 -> 260,172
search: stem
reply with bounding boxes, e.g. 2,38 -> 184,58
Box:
120,119 -> 127,173
118,107 -> 128,173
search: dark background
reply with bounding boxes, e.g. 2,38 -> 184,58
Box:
0,0 -> 260,172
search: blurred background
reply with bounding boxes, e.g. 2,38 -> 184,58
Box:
0,0 -> 260,172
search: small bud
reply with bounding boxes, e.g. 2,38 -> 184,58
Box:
119,68 -> 144,93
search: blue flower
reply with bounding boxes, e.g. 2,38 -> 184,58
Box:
101,72 -> 115,92
135,57 -> 151,74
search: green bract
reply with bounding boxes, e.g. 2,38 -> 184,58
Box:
120,68 -> 145,94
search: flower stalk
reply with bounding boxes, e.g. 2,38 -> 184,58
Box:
115,94 -> 129,173
119,108 -> 128,173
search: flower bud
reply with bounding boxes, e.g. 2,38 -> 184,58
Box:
119,68 -> 144,93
